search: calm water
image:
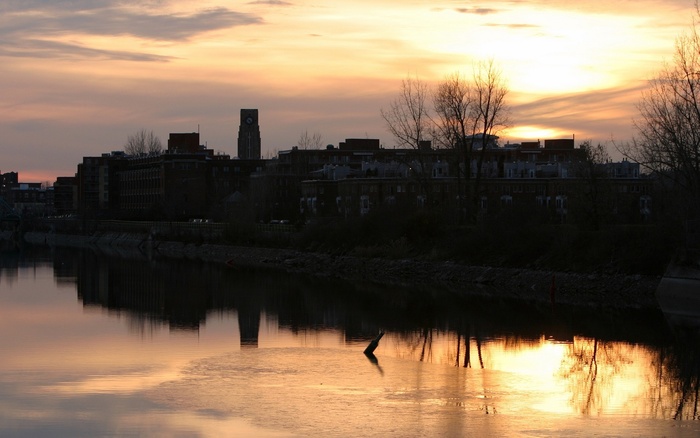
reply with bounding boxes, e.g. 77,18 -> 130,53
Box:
1,245 -> 699,437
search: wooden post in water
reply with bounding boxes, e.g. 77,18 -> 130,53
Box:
364,332 -> 384,355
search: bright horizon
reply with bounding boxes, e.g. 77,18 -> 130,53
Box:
1,0 -> 694,183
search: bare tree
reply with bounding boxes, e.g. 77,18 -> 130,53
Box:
433,72 -> 478,222
125,129 -> 163,156
572,141 -> 612,230
297,130 -> 324,150
381,75 -> 434,204
618,8 -> 700,220
382,75 -> 431,150
432,62 -> 509,222
471,60 -> 510,218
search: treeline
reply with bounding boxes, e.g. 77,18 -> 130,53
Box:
222,206 -> 679,276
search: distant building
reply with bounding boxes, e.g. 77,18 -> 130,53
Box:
10,182 -> 47,216
237,109 -> 261,159
118,133 -> 265,221
294,137 -> 653,224
168,132 -> 205,154
57,126 -> 654,227
53,176 -> 78,216
76,152 -> 127,217
1,172 -> 18,198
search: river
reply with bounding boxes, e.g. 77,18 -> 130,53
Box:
1,245 -> 698,437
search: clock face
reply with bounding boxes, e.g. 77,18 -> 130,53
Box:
246,116 -> 254,125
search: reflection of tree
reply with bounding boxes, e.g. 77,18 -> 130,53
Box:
649,330 -> 700,420
419,328 -> 433,362
559,337 -> 629,415
475,328 -> 485,369
397,328 -> 434,363
452,323 -> 486,369
455,331 -> 465,367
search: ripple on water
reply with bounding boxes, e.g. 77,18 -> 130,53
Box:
146,348 -> 700,438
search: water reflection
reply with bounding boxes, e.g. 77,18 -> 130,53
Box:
2,245 -> 700,427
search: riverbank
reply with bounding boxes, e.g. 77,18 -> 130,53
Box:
16,230 -> 662,311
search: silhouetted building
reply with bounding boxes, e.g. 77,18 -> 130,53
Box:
53,176 -> 78,216
76,152 -> 127,217
118,133 -> 265,221
10,183 -> 47,216
237,109 -> 261,159
168,132 -> 208,155
296,138 -> 653,225
1,172 -> 18,198
338,138 -> 381,151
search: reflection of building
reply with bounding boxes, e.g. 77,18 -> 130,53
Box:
76,255 -> 212,331
238,301 -> 261,348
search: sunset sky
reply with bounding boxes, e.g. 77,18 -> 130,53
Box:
1,0 -> 694,182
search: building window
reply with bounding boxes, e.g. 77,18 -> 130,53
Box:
360,195 -> 370,215
537,196 -> 552,207
556,195 -> 567,210
480,196 -> 488,210
639,196 -> 652,221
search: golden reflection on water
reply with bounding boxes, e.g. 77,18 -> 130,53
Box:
2,257 -> 700,436
378,330 -> 694,419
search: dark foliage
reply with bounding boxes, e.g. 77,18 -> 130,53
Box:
294,209 -> 677,275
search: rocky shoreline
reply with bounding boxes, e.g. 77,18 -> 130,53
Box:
17,231 -> 663,311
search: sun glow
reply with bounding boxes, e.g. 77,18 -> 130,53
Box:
502,126 -> 571,142
1,0 -> 694,181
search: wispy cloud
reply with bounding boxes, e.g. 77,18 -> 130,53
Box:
484,23 -> 540,29
1,6 -> 262,41
454,7 -> 499,15
510,84 -> 649,143
247,0 -> 293,5
0,3 -> 263,60
0,39 -> 175,61
2,0 -> 118,12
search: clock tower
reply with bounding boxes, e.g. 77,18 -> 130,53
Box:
237,109 -> 261,159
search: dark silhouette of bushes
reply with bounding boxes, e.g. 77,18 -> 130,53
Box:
293,207 -> 677,275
